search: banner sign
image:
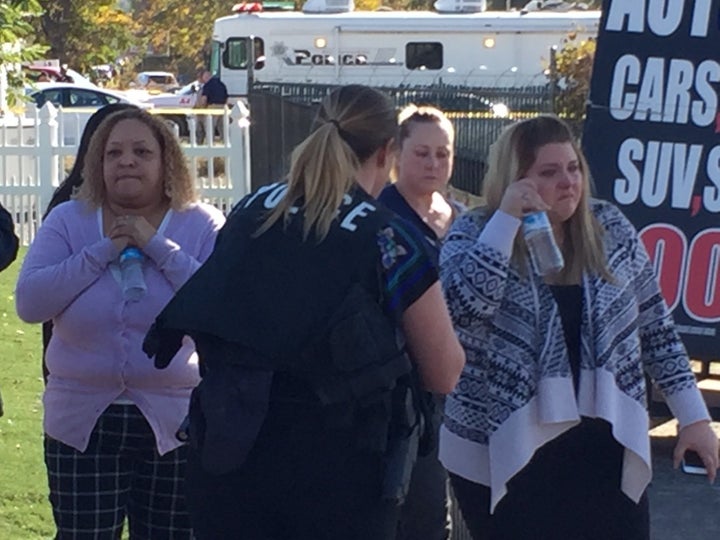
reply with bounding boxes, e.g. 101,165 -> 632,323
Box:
583,0 -> 720,359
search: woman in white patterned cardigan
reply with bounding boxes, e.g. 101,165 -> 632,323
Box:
439,115 -> 718,540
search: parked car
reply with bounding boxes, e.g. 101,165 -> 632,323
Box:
144,81 -> 200,108
24,65 -> 95,87
27,82 -> 140,109
25,83 -> 148,145
133,71 -> 179,93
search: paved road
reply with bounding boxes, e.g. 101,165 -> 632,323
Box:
648,420 -> 720,540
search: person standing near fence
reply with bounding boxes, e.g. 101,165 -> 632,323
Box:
0,201 -> 19,418
40,103 -> 139,383
438,115 -> 719,540
378,104 -> 463,540
143,84 -> 465,540
16,108 -> 225,539
195,68 -> 228,142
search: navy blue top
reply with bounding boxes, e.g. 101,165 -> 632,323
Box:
201,76 -> 228,105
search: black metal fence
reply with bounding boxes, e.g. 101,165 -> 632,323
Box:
248,82 -> 555,195
246,82 -> 561,539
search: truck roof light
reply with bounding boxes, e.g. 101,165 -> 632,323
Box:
232,2 -> 264,13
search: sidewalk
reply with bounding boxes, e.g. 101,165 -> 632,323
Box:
648,420 -> 720,540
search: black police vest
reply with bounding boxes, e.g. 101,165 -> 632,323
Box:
152,183 -> 412,405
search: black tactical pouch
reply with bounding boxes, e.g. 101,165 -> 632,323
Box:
188,363 -> 273,476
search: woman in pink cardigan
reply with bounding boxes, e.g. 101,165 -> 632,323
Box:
16,108 -> 225,539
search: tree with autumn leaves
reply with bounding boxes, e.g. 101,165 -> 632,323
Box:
38,1 -> 134,74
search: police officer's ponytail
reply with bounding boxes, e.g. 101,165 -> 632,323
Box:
257,85 -> 396,241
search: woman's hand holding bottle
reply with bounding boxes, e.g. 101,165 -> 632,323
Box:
108,215 -> 158,253
499,178 -> 549,219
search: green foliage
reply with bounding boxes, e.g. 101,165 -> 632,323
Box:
355,0 -> 383,10
382,0 -> 433,9
487,0 -> 602,8
37,0 -> 135,75
550,36 -> 596,123
132,0 -> 231,80
0,0 -> 48,107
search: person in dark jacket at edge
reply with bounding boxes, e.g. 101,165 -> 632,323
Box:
143,84 -> 465,540
0,201 -> 20,417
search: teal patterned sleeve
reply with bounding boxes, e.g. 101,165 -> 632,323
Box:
377,216 -> 438,321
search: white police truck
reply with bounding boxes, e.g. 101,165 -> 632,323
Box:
210,0 -> 600,99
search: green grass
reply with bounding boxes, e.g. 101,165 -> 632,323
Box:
0,247 -> 53,539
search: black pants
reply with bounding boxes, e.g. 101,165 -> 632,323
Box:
186,399 -> 400,540
45,405 -> 192,540
449,419 -> 650,540
396,396 -> 450,540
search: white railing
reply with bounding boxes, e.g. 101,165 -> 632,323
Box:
0,103 -> 252,245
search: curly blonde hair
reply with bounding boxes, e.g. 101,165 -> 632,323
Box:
76,108 -> 197,209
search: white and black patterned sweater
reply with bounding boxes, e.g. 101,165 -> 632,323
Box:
438,199 -> 710,511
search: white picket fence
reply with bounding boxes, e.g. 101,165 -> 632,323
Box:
0,102 -> 252,245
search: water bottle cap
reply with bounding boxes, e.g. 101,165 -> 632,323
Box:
120,247 -> 144,263
522,211 -> 549,225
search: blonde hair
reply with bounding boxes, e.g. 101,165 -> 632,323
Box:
396,104 -> 455,147
392,104 -> 455,184
77,108 -> 198,209
257,85 -> 397,241
483,114 -> 612,283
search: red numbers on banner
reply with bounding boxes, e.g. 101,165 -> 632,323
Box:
640,224 -> 720,322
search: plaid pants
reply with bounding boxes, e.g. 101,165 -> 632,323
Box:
45,404 -> 193,540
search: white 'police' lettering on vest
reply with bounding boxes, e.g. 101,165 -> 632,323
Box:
241,182 -> 279,209
340,201 -> 376,231
247,185 -> 377,230
264,184 -> 289,209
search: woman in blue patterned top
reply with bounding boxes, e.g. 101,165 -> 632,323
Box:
439,115 -> 718,540
379,104 -> 464,540
379,104 -> 464,267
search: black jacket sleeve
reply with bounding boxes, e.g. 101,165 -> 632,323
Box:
0,203 -> 19,272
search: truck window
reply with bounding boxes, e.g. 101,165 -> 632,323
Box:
406,42 -> 443,70
223,38 -> 265,70
210,41 -> 222,75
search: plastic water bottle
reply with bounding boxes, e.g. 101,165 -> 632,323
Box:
119,247 -> 147,301
522,211 -> 564,276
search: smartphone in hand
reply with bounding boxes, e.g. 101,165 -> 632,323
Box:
681,450 -> 707,475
